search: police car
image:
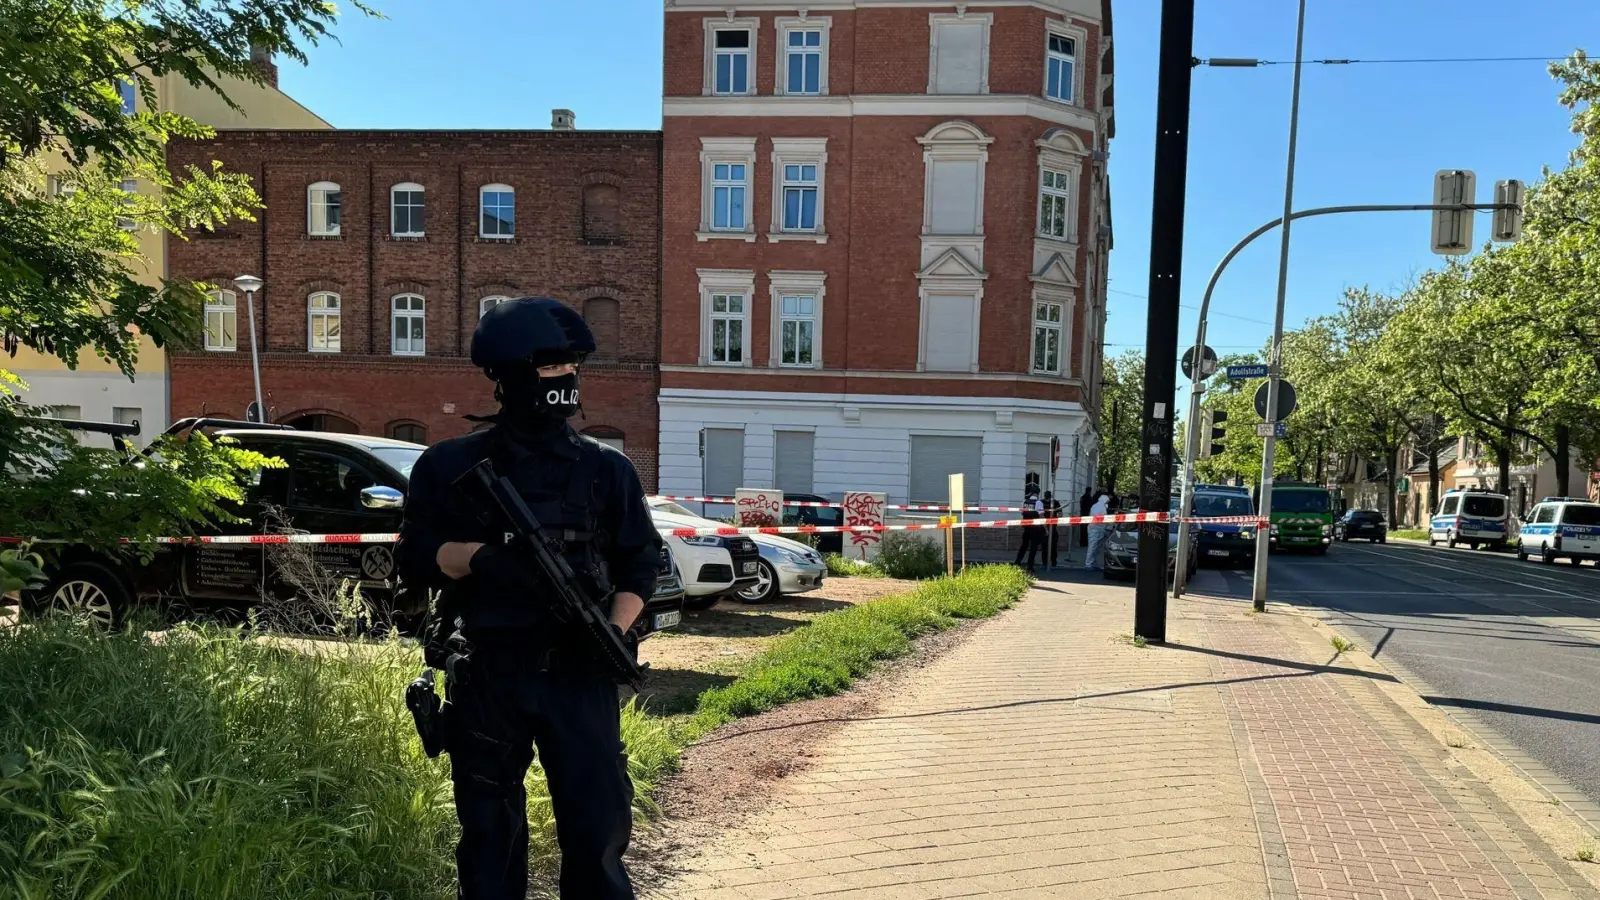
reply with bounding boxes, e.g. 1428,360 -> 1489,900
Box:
1428,488 -> 1511,550
1515,497 -> 1600,566
22,418 -> 686,639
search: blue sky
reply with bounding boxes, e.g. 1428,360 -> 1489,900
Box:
282,0 -> 1596,366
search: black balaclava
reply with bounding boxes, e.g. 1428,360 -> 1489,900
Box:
493,359 -> 582,432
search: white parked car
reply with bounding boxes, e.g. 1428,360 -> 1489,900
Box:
648,503 -> 761,610
646,499 -> 826,605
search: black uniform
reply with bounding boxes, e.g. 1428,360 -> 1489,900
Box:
396,297 -> 663,900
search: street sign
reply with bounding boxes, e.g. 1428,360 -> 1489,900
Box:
1431,169 -> 1477,255
1181,345 -> 1218,380
1253,380 -> 1298,421
1255,422 -> 1287,438
1226,364 -> 1269,379
1492,179 -> 1524,243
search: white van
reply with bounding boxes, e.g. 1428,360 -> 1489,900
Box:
1428,489 -> 1510,550
1516,497 -> 1600,566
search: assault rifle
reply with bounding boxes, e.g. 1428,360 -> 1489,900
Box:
454,459 -> 647,690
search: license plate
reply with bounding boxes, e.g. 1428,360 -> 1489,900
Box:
742,561 -> 758,574
1207,550 -> 1230,557
652,611 -> 681,630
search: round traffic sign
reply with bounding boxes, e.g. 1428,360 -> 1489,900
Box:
1253,380 -> 1298,421
1181,345 -> 1219,380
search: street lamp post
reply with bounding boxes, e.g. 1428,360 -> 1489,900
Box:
233,274 -> 265,422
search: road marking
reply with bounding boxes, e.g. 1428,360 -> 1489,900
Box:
1343,544 -> 1599,604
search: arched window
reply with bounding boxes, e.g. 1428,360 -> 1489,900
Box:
388,421 -> 427,444
583,296 -> 620,360
480,184 -> 515,238
307,182 -> 340,236
479,295 -> 510,319
582,183 -> 622,243
204,289 -> 237,351
307,292 -> 342,352
390,182 -> 426,237
391,293 -> 425,355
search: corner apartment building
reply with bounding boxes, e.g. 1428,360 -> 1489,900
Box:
163,122 -> 665,487
658,0 -> 1115,509
9,53 -> 328,446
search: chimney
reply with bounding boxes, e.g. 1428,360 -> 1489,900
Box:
249,42 -> 279,89
552,108 -> 576,130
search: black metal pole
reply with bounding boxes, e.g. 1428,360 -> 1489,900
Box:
1133,0 -> 1195,643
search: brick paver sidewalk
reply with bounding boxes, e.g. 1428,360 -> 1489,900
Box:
646,580 -> 1597,900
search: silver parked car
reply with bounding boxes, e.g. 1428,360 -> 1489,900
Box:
735,534 -> 828,604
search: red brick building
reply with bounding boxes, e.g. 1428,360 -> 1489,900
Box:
656,0 -> 1115,511
165,125 -> 663,487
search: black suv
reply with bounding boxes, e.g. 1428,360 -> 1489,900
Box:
1335,509 -> 1388,543
21,419 -> 685,639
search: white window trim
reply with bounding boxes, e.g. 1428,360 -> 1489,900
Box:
1043,20 -> 1089,107
698,137 -> 758,242
918,121 -> 993,238
767,137 -> 828,243
1036,131 -> 1086,246
479,295 -> 510,319
768,270 -> 826,369
116,179 -> 138,231
307,291 -> 342,353
1037,167 -> 1076,243
478,183 -> 515,239
927,12 -> 993,96
204,289 -> 237,352
1029,290 -> 1075,376
390,182 -> 426,238
703,17 -> 760,97
391,293 -> 426,357
697,268 -> 756,367
775,16 -> 832,97
916,284 -> 984,374
307,181 -> 340,237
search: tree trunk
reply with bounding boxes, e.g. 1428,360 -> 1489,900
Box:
1555,424 -> 1571,497
1426,444 -> 1441,526
1386,445 -> 1400,525
1315,438 -> 1325,483
1498,434 -> 1512,494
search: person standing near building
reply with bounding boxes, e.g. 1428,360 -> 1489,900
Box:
1013,491 -> 1045,572
1082,493 -> 1111,571
1043,491 -> 1064,568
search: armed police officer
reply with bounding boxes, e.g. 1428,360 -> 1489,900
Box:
396,297 -> 663,900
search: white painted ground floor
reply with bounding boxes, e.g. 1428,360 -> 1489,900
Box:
9,368 -> 168,449
658,388 -> 1100,515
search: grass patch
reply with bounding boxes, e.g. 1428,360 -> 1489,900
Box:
824,553 -> 886,578
1329,635 -> 1355,655
1391,529 -> 1429,541
1114,632 -> 1150,649
1574,846 -> 1596,864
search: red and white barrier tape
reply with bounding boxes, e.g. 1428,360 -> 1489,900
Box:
0,514 -> 1270,546
652,494 -> 1028,513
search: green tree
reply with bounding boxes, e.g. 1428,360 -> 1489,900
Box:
1319,288 -> 1413,523
2,1 -> 374,553
1097,350 -> 1143,495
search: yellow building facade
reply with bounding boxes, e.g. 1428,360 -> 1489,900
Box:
9,62 -> 328,445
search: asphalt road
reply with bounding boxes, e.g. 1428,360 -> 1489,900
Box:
1188,541 -> 1600,809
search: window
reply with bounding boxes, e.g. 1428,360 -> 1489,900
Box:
390,183 -> 425,237
1440,495 -> 1460,516
778,295 -> 816,367
781,164 -> 818,231
1039,169 -> 1072,239
783,27 -> 823,95
392,294 -> 425,356
712,27 -> 753,95
43,405 -> 83,420
709,294 -> 746,365
389,422 -> 427,445
49,176 -> 77,198
583,297 -> 621,360
117,179 -> 137,231
480,184 -> 514,238
923,295 -> 978,372
1032,300 -> 1063,374
583,183 -> 623,243
308,182 -> 341,236
712,163 -> 747,231
1463,495 -> 1505,518
909,435 -> 983,505
479,295 -> 509,318
117,78 -> 136,115
1046,32 -> 1076,103
699,138 -> 757,240
307,292 -> 342,352
774,431 -> 815,494
205,290 -> 237,351
112,407 -> 142,435
703,428 -> 746,497
928,13 -> 992,95
919,121 -> 991,237
1564,505 -> 1600,526
290,451 -> 381,512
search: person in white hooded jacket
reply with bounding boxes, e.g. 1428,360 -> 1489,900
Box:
1082,493 -> 1111,571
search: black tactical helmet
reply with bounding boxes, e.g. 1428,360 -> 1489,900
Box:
470,297 -> 596,372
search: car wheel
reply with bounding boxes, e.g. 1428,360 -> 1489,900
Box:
1428,533 -> 1437,546
734,560 -> 780,604
1541,545 -> 1556,565
1516,545 -> 1529,562
26,562 -> 130,630
1570,557 -> 1582,567
683,593 -> 721,611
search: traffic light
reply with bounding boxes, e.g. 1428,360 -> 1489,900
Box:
1492,179 -> 1524,243
1209,410 -> 1227,458
1431,169 -> 1477,255
1197,409 -> 1215,460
